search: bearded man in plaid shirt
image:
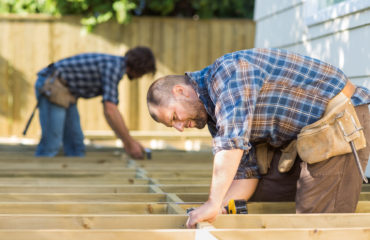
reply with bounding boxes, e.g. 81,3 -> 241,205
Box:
146,48 -> 370,228
35,46 -> 156,158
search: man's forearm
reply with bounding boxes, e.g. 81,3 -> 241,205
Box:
208,149 -> 244,207
222,178 -> 259,207
103,102 -> 133,145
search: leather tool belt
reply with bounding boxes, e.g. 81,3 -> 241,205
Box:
296,81 -> 366,164
40,71 -> 76,108
256,81 -> 366,174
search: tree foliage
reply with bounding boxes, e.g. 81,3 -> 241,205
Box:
0,0 -> 254,31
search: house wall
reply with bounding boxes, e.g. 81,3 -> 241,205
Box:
254,0 -> 370,176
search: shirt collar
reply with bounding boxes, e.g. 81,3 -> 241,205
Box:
185,65 -> 217,123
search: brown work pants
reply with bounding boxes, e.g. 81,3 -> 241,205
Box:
250,104 -> 370,213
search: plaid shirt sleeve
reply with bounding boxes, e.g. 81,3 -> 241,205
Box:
210,60 -> 264,178
235,147 -> 261,179
100,59 -> 123,104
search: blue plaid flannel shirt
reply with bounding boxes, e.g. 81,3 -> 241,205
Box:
38,53 -> 126,104
186,48 -> 370,179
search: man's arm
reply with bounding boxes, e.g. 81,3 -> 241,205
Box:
186,148 -> 244,228
103,101 -> 144,159
222,178 -> 259,209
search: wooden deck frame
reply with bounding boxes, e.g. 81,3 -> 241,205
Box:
0,145 -> 368,239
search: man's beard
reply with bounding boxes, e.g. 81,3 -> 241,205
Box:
187,99 -> 208,129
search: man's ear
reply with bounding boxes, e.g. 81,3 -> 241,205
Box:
172,84 -> 189,98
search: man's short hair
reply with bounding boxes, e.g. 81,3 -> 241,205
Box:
147,75 -> 191,121
147,75 -> 191,106
125,46 -> 156,76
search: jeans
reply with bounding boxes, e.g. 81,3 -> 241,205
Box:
35,75 -> 85,156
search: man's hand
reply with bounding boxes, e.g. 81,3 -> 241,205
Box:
186,149 -> 244,228
103,101 -> 145,159
125,139 -> 145,159
186,200 -> 220,228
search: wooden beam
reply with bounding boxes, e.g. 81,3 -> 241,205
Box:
0,185 -> 151,193
362,185 -> 370,192
0,203 -> 169,214
177,192 -> 370,203
0,193 -> 168,202
359,192 -> 370,200
209,228 -> 370,240
146,171 -> 212,178
0,169 -> 136,174
0,214 -> 369,229
0,178 -> 149,185
0,230 -> 196,240
212,213 -> 370,228
0,228 -> 368,240
159,185 -> 209,193
156,178 -> 211,185
0,156 -> 126,162
0,163 -> 132,171
176,193 -> 208,202
0,172 -> 136,178
179,201 -> 370,213
0,215 -> 188,229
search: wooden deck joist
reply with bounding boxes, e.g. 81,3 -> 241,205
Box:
0,228 -> 368,240
0,193 -> 178,202
0,185 -> 156,193
2,201 -> 368,215
0,177 -> 149,185
0,214 -> 370,229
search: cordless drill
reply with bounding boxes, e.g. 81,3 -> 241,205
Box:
186,199 -> 248,214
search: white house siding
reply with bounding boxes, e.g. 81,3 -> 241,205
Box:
254,0 -> 370,176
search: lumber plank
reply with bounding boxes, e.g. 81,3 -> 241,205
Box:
178,192 -> 370,203
0,185 -> 151,193
0,172 -> 136,178
0,193 -> 168,202
180,201 -> 370,213
0,203 -> 169,214
177,193 -> 208,202
146,171 -> 212,178
0,177 -> 148,185
0,215 -> 188,229
0,230 -> 196,240
0,214 -> 369,229
0,169 -> 136,174
159,185 -> 209,193
0,163 -> 131,171
0,228 -> 368,240
362,184 -> 370,192
212,213 -> 370,228
0,156 -> 126,162
210,228 -> 370,240
155,178 -> 211,185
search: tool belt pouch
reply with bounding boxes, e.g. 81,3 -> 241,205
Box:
256,143 -> 274,175
278,140 -> 297,173
41,74 -> 76,108
297,94 -> 366,164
